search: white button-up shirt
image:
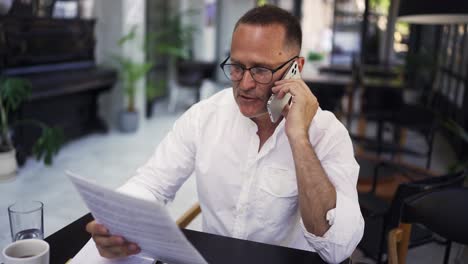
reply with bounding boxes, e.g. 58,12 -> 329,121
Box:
120,88 -> 364,263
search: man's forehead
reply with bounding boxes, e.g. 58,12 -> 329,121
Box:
229,54 -> 278,68
230,47 -> 293,68
230,24 -> 294,65
233,23 -> 286,43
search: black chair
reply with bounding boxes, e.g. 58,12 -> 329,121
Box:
356,84 -> 403,151
388,187 -> 468,264
353,113 -> 438,175
168,60 -> 216,112
387,103 -> 438,169
358,165 -> 466,263
351,58 -> 439,169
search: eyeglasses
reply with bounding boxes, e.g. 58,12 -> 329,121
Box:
219,55 -> 299,84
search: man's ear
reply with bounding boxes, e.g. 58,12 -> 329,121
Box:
297,57 -> 305,72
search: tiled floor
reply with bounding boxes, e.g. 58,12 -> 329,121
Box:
1,88 -> 466,263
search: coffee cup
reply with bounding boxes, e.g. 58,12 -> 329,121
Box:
2,239 -> 49,264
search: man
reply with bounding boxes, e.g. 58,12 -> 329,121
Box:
87,5 -> 364,263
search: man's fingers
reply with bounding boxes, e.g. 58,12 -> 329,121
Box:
94,235 -> 124,248
108,243 -> 140,257
87,221 -> 141,259
97,246 -> 127,259
272,85 -> 291,99
85,221 -> 96,233
126,243 -> 141,254
86,221 -> 108,235
96,241 -> 141,259
273,81 -> 307,99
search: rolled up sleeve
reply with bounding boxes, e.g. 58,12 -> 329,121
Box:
301,190 -> 364,263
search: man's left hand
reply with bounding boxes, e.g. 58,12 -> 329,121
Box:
272,79 -> 318,140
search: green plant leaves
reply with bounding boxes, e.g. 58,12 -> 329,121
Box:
444,119 -> 468,143
114,25 -> 155,112
113,54 -> 153,111
442,118 -> 468,174
146,79 -> 166,100
32,126 -> 64,166
155,44 -> 189,60
307,51 -> 324,62
146,9 -> 199,60
0,78 -> 63,165
118,25 -> 138,47
0,78 -> 31,151
0,78 -> 31,113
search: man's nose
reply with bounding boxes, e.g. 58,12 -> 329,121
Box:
239,70 -> 256,90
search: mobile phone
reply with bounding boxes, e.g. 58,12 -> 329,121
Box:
267,61 -> 301,123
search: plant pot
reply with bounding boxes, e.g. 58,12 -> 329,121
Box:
118,110 -> 139,133
0,148 -> 18,182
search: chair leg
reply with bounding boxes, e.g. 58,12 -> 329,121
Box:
376,217 -> 388,264
395,127 -> 407,163
443,241 -> 452,264
371,163 -> 380,194
425,133 -> 434,169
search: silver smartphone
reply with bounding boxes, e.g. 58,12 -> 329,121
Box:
266,61 -> 301,123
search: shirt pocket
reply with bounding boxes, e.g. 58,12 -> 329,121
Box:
256,166 -> 299,227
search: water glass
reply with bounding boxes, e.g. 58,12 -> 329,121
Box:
8,201 -> 44,242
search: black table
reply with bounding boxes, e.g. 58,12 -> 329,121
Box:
319,64 -> 400,79
46,213 -> 338,264
301,71 -> 354,126
303,73 -> 351,112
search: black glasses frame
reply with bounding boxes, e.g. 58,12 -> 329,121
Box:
219,55 -> 299,84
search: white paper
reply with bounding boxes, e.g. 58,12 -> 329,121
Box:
67,171 -> 207,264
70,239 -> 155,264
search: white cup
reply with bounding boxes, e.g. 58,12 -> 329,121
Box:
2,239 -> 49,264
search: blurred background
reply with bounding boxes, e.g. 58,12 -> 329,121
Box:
0,0 -> 467,263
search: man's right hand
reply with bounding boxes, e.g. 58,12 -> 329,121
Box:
86,220 -> 141,259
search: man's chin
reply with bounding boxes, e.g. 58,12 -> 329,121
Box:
239,109 -> 268,119
235,97 -> 269,119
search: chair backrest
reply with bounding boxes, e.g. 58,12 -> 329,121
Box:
388,187 -> 468,264
386,170 -> 466,230
176,60 -> 216,87
402,187 -> 468,245
176,202 -> 201,228
361,86 -> 403,118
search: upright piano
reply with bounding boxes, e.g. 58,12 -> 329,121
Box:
0,16 -> 117,165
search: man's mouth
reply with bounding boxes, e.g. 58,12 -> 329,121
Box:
239,95 -> 257,101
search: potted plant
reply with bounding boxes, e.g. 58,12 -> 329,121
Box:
114,26 -> 153,132
443,119 -> 468,177
144,8 -> 199,115
307,51 -> 324,63
0,77 -> 64,181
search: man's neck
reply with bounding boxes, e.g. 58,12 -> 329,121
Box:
252,114 -> 282,151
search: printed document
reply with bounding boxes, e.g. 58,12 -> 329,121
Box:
67,171 -> 207,264
70,239 -> 154,264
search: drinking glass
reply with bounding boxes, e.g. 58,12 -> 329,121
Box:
8,201 -> 44,242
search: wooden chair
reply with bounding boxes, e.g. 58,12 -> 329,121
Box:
358,164 -> 466,263
387,187 -> 468,264
176,202 -> 201,228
